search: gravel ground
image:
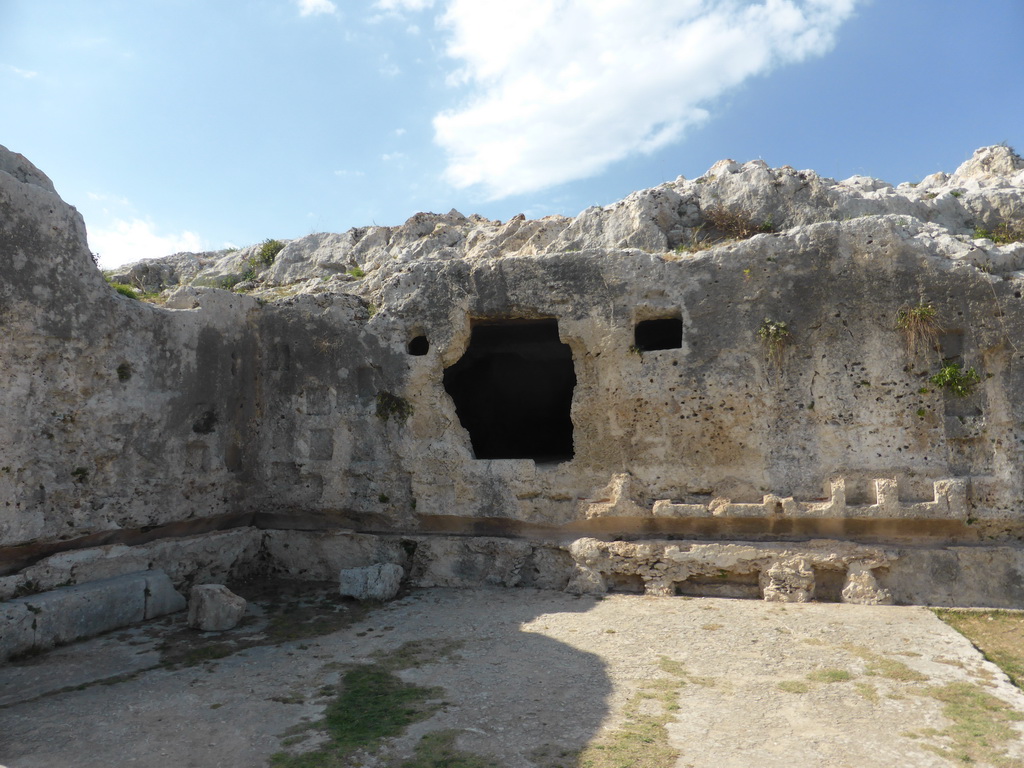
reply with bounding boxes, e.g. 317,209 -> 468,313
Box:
2,586 -> 1023,768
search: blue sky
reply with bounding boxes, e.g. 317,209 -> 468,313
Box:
1,0 -> 1022,267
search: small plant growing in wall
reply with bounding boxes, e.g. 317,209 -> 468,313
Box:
110,282 -> 140,300
930,361 -> 981,398
757,318 -> 790,368
896,302 -> 941,356
376,392 -> 412,424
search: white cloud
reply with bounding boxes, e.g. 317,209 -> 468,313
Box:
394,128 -> 407,136
88,218 -> 204,268
375,0 -> 435,11
432,0 -> 860,198
297,0 -> 337,17
334,169 -> 366,177
5,65 -> 39,79
381,152 -> 406,162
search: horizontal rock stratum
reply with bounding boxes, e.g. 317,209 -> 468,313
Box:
3,144 -> 1024,628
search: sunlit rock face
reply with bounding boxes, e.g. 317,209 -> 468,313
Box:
4,144 -> 1024,608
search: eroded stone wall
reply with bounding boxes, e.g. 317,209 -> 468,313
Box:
3,144 -> 1024,608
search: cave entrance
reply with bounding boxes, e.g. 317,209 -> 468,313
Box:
443,318 -> 576,463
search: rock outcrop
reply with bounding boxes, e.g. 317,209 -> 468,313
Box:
3,143 -> 1024,617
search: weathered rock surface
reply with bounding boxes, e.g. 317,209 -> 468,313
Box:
187,584 -> 246,631
338,563 -> 404,601
4,143 -> 1024,609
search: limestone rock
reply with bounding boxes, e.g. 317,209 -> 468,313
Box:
187,584 -> 246,631
761,558 -> 815,603
841,563 -> 894,605
564,565 -> 607,595
338,563 -> 404,601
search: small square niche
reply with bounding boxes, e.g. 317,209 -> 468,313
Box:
634,317 -> 682,351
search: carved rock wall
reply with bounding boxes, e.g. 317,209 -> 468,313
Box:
3,144 -> 1024,607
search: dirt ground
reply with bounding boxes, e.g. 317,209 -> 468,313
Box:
2,584 -> 1023,768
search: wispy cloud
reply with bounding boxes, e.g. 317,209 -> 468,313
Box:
381,152 -> 406,162
334,169 -> 366,177
89,218 -> 204,268
297,0 -> 337,17
432,0 -> 860,198
4,64 -> 39,79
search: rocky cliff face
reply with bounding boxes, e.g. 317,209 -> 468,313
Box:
4,145 -> 1024,599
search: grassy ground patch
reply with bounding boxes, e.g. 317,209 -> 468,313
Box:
920,681 -> 1024,766
577,657 -> 688,768
934,609 -> 1024,688
807,668 -> 854,683
271,640 -> 466,768
399,730 -> 502,768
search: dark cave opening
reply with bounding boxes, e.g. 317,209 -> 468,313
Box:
408,335 -> 430,355
634,317 -> 682,351
442,319 -> 576,463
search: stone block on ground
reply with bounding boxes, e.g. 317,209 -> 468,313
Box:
187,584 -> 247,631
338,563 -> 404,601
0,570 -> 185,661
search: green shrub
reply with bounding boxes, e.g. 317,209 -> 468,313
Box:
930,361 -> 981,397
347,266 -> 366,278
111,283 -> 140,300
258,238 -> 285,266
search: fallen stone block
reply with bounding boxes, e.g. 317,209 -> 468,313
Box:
338,563 -> 404,601
187,584 -> 247,631
0,570 -> 186,662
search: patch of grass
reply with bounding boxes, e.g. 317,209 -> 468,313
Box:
854,682 -> 879,702
271,640 -> 461,768
807,668 -> 854,683
974,222 -> 1024,245
844,645 -> 928,682
930,361 -> 981,398
110,283 -> 140,300
934,609 -> 1024,688
399,730 -> 502,768
577,657 -> 687,768
920,681 -> 1024,766
271,664 -> 444,768
777,680 -> 810,694
347,266 -> 366,278
896,302 -> 941,356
